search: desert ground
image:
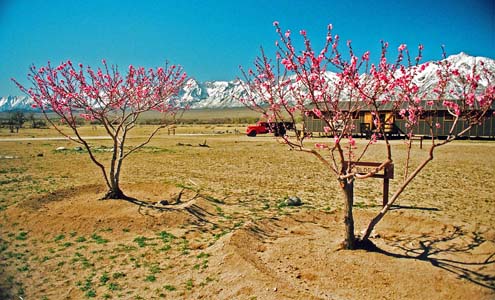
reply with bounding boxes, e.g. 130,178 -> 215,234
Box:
0,121 -> 494,299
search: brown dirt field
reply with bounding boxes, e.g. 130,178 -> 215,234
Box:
0,127 -> 494,299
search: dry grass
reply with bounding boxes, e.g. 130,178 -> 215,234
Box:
0,125 -> 494,299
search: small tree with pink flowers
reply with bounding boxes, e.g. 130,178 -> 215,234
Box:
240,22 -> 494,249
13,60 -> 187,199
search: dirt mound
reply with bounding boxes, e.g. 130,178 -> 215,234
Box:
202,210 -> 494,300
7,183 -> 213,236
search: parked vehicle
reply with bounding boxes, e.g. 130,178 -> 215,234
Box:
246,121 -> 294,137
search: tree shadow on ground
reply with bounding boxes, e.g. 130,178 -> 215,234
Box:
121,188 -> 228,227
354,203 -> 441,211
369,226 -> 495,290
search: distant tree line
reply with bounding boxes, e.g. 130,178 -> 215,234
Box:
137,116 -> 261,125
0,111 -> 47,132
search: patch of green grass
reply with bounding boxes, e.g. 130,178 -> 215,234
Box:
112,272 -> 125,279
85,289 -> 96,298
16,231 -> 28,241
200,276 -> 215,287
0,239 -> 8,252
180,238 -> 190,255
145,275 -> 156,282
54,234 -> 65,242
100,272 -> 110,285
353,201 -> 365,208
134,236 -> 156,248
6,251 -> 25,259
91,233 -> 108,244
0,167 -> 27,174
233,221 -> 244,228
157,231 -> 176,243
118,244 -> 137,252
0,177 -> 22,185
159,244 -> 171,252
196,252 -> 210,259
185,279 -> 194,290
133,236 -> 148,247
108,282 -> 120,291
163,285 -> 176,291
213,230 -> 230,240
76,236 -> 87,243
77,273 -> 96,298
17,264 -> 29,272
149,264 -> 161,274
61,242 -> 73,248
72,252 -> 94,269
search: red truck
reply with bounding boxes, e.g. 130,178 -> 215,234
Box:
246,121 -> 294,137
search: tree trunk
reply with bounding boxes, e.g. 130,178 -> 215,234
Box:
341,179 -> 355,249
102,186 -> 127,200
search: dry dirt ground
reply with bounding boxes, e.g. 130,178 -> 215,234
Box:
0,126 -> 494,299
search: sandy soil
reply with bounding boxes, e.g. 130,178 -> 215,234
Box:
1,182 -> 493,300
0,133 -> 494,299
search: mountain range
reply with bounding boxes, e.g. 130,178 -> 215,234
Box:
1,53 -> 493,112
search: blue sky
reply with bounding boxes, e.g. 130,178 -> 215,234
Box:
1,0 -> 494,95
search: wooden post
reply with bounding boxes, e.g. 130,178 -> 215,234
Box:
383,177 -> 389,207
344,161 -> 394,207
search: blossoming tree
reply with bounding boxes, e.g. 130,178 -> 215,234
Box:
13,60 -> 188,199
240,22 -> 494,249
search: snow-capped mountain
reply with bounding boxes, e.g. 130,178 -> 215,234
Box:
0,95 -> 35,112
178,78 -> 247,108
412,52 -> 495,95
0,79 -> 248,112
1,53 -> 493,112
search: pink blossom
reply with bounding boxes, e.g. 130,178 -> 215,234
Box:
312,108 -> 323,118
435,123 -> 441,128
273,21 -> 279,27
362,51 -> 370,61
300,29 -> 306,36
398,44 -> 407,51
285,30 -> 291,38
323,126 -> 330,133
315,143 -> 328,149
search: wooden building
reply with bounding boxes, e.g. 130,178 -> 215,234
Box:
304,101 -> 495,139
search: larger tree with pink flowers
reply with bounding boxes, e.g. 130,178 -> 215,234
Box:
13,60 -> 188,199
240,22 -> 494,249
